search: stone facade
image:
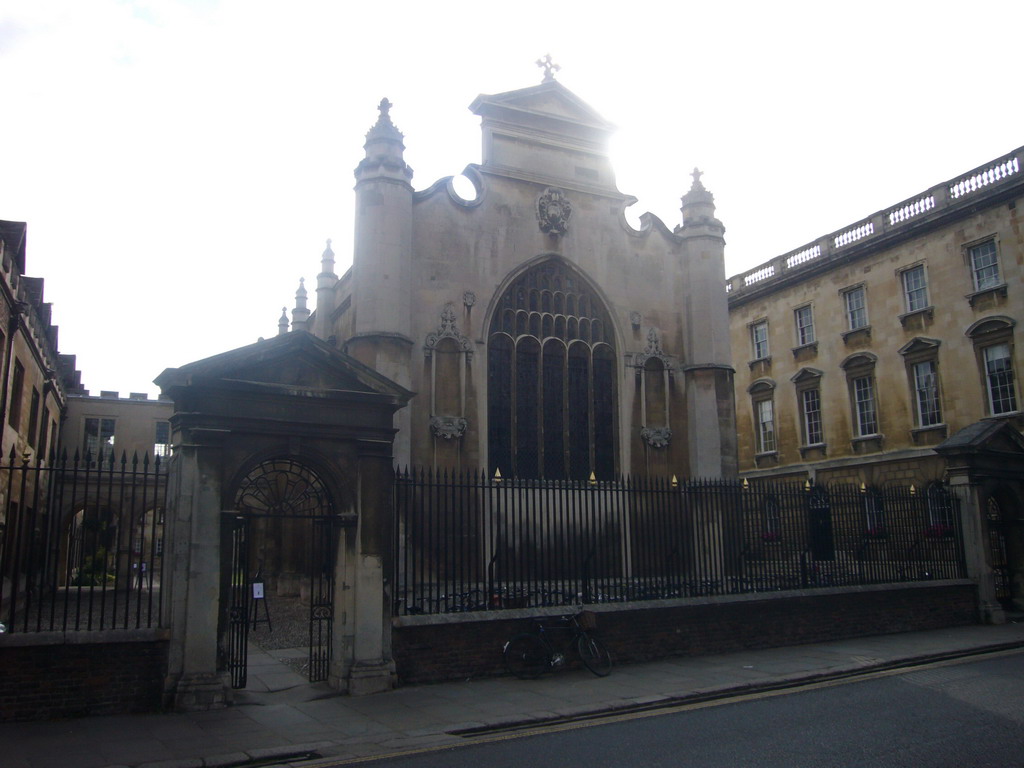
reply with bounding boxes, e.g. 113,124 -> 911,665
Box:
727,148 -> 1024,617
0,221 -> 72,466
728,147 -> 1023,486
0,220 -> 80,626
297,78 -> 737,481
62,391 -> 174,463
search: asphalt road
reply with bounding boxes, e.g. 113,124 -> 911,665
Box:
340,650 -> 1024,768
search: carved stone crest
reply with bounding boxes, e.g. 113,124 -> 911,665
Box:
462,291 -> 476,308
430,416 -> 468,440
640,427 -> 672,449
633,327 -> 674,371
424,302 -> 473,360
537,188 -> 572,236
629,311 -> 642,329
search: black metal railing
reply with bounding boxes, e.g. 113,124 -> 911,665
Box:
0,448 -> 168,633
394,469 -> 967,616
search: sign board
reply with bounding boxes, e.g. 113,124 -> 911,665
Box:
252,582 -> 265,600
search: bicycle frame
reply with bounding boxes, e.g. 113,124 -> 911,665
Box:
503,611 -> 612,678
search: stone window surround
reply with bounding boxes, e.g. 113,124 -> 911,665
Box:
840,283 -> 869,333
965,315 -> 1019,418
791,367 -> 825,451
748,377 -> 778,462
841,352 -> 882,450
793,303 -> 816,347
898,337 -> 944,431
897,262 -> 931,324
963,234 -> 1003,292
749,318 -> 770,362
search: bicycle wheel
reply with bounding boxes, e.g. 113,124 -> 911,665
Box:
577,633 -> 612,677
504,633 -> 550,679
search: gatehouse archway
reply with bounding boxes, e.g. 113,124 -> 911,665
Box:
155,331 -> 411,710
221,458 -> 341,689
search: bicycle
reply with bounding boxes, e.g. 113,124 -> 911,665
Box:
503,610 -> 613,679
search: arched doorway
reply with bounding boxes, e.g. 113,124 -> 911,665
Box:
221,458 -> 340,689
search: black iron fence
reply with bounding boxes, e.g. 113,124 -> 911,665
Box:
0,449 -> 167,633
394,469 -> 967,616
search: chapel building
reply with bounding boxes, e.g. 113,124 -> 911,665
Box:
293,76 -> 738,480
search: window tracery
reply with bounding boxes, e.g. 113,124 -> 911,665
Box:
487,260 -> 617,480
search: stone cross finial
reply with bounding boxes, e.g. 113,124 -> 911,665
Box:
378,98 -> 392,117
536,54 -> 560,83
691,168 -> 703,184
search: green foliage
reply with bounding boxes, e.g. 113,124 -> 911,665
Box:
71,547 -> 115,586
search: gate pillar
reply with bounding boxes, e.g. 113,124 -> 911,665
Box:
946,472 -> 1004,624
335,450 -> 396,694
164,429 -> 232,710
937,420 -> 1024,624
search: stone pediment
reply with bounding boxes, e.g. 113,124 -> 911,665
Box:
791,367 -> 824,384
936,420 -> 1024,457
469,81 -> 621,192
155,331 -> 412,402
469,80 -> 614,135
898,337 -> 941,356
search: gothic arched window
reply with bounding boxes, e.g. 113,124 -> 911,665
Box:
488,260 -> 617,480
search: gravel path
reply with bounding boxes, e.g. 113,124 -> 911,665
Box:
250,595 -> 315,676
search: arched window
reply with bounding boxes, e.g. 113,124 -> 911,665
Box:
488,260 -> 617,480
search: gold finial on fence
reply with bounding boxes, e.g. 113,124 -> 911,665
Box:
804,479 -> 811,491
493,468 -> 502,483
859,482 -> 867,493
909,484 -> 917,495
741,477 -> 748,491
672,474 -> 679,489
589,471 -> 597,486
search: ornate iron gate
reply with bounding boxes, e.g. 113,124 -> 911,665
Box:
308,517 -> 338,682
225,459 -> 337,689
986,497 -> 1011,607
225,515 -> 250,689
807,486 -> 835,561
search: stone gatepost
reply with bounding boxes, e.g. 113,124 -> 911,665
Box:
156,332 -> 411,709
163,426 -> 232,710
945,471 -> 1004,624
937,420 -> 1024,624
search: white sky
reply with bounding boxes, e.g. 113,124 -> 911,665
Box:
1,1 -> 1021,397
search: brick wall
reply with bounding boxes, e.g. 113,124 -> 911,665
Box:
0,638 -> 168,721
392,582 -> 977,684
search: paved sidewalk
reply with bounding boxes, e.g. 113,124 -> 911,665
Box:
5,622 -> 1024,768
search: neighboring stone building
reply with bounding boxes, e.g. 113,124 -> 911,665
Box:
290,74 -> 737,480
727,147 -> 1022,483
61,390 -> 174,465
0,221 -> 71,465
0,220 -> 81,623
727,148 -> 1024,615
